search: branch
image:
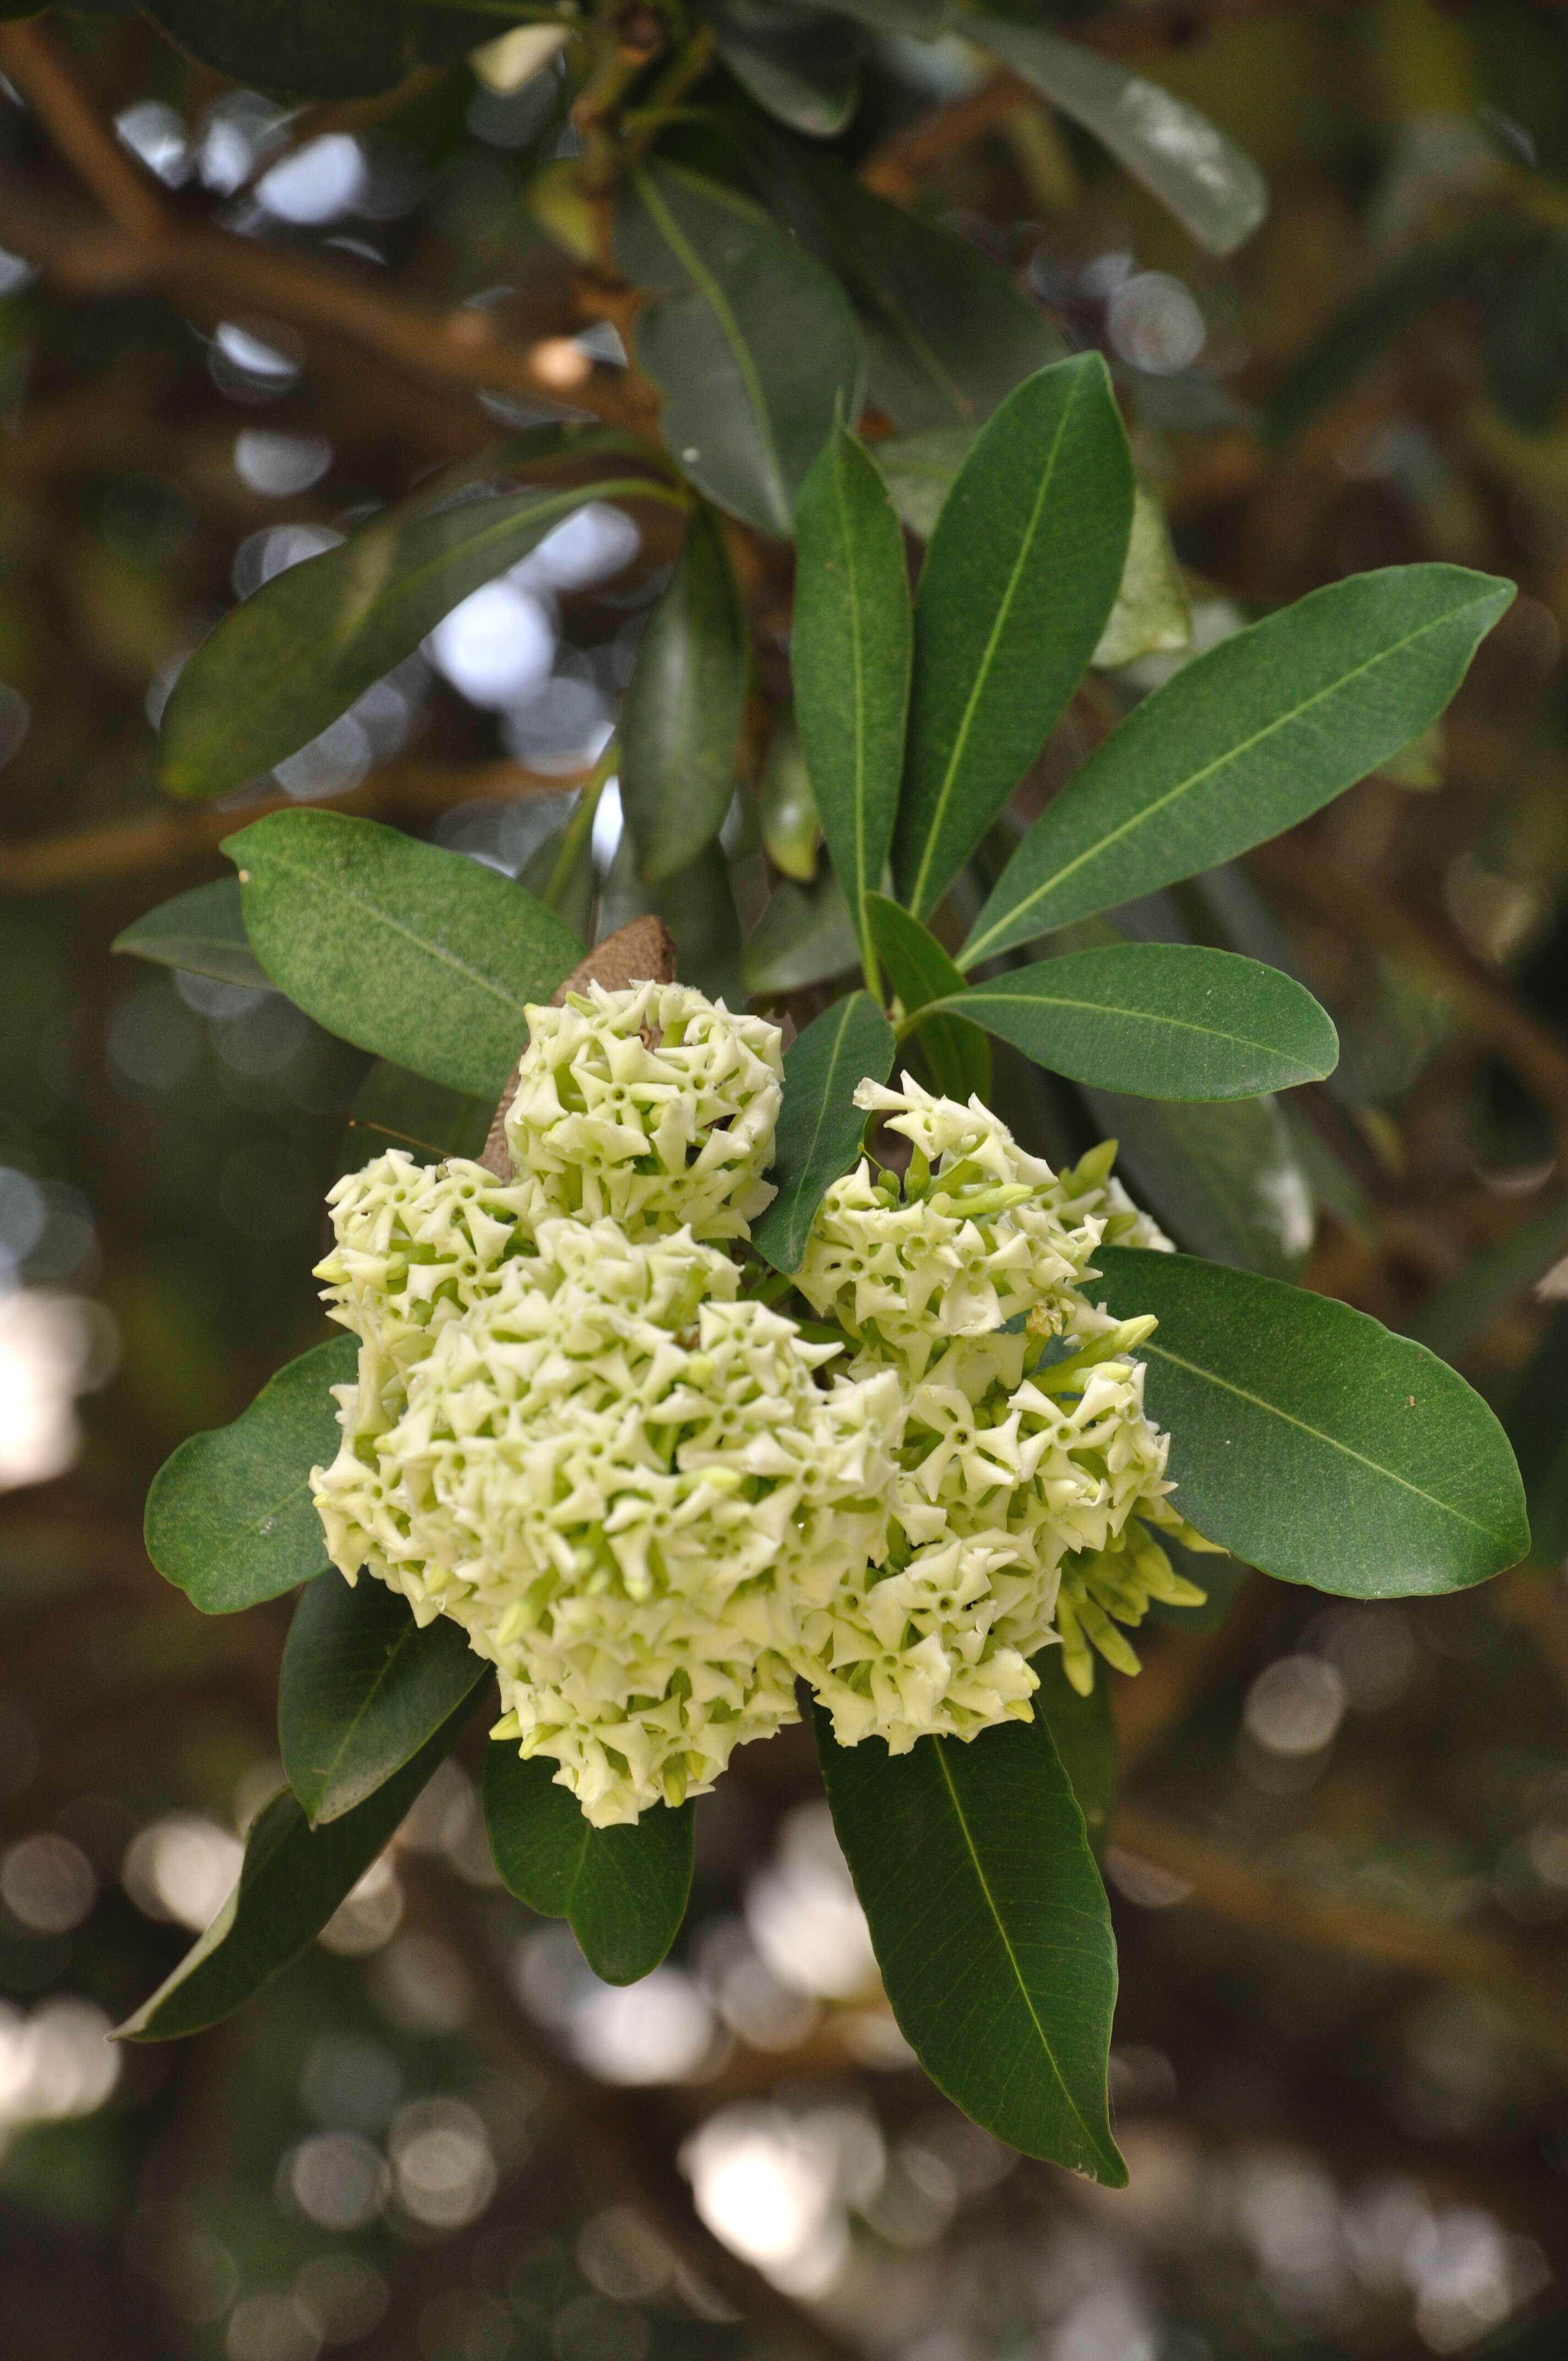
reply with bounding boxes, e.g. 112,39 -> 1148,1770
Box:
1253,832 -> 1568,1135
404,1864 -> 866,2361
0,19 -> 172,243
1114,1804 -> 1568,2071
0,758 -> 591,895
863,2 -> 1357,199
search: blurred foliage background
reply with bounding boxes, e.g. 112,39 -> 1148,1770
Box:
10,2 -> 1568,2357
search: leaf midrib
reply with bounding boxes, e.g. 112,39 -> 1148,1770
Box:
909,373 -> 1082,917
935,981 -> 1326,1076
931,1739 -> 1113,2173
176,481 -> 665,781
247,841 -> 545,1031
961,586 -> 1496,967
1141,1336 -> 1511,1544
775,997 -> 863,1261
636,169 -> 791,530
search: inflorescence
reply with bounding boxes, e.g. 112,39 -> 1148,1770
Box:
313,981 -> 1216,1825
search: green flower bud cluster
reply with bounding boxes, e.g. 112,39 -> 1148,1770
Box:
312,991 -> 1210,1825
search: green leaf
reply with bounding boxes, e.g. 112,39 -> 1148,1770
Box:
758,140 -> 1065,430
758,713 -> 821,882
280,1574 -> 490,1826
1506,1310 -> 1568,1568
224,810 -> 581,1098
118,1698 -> 476,2041
1088,1089 -> 1313,1279
483,1747 -> 694,1986
1091,1245 -> 1530,1597
161,478 -> 673,800
815,1705 -> 1124,2182
616,161 -> 864,537
939,944 -> 1338,1101
963,566 -> 1516,969
341,1062 -> 493,1174
1092,482 -> 1191,670
710,0 -> 861,137
742,872 -> 861,995
893,356 -> 1134,920
1491,233 -> 1568,434
1265,246 -> 1477,446
1033,1649 -> 1116,1859
973,18 -> 1266,258
113,877 -> 270,989
145,1337 -> 355,1615
866,892 -> 990,1105
752,991 -> 896,1274
619,506 -> 747,888
138,0 -> 415,96
602,835 -> 745,1009
875,427 -> 973,540
793,427 -> 912,980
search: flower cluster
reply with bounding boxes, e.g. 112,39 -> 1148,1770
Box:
312,984 -> 1211,1824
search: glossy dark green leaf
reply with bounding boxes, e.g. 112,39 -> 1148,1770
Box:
1087,1089 -> 1313,1279
483,1745 -> 694,1986
1033,1650 -> 1116,1859
752,992 -> 896,1274
815,1705 -> 1124,2182
600,834 -> 745,1010
137,0 -> 415,96
742,872 -> 861,995
118,1698 -> 476,2041
161,478 -> 673,799
710,0 -> 860,137
619,506 -> 747,888
759,142 -> 1065,430
974,18 -> 1266,258
145,1337 -> 355,1614
225,810 -> 581,1098
341,1062 -> 493,1176
1091,1246 -> 1530,1597
113,877 -> 270,989
1491,233 -> 1568,434
759,712 -> 820,882
940,944 -> 1337,1101
616,161 -> 864,536
1506,1311 -> 1568,1568
963,567 -> 1515,969
894,356 -> 1134,920
281,1574 -> 490,1825
793,428 -> 911,977
1265,246 -> 1477,445
866,893 -> 990,1106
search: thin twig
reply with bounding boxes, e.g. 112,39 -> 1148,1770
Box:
0,759 -> 590,895
0,19 -> 172,243
1113,1804 -> 1568,2071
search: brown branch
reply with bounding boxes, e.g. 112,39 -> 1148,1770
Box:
863,2 -> 1359,199
0,758 -> 590,895
0,19 -> 173,243
405,1865 -> 865,2361
1114,1804 -> 1568,2071
1253,833 -> 1568,1135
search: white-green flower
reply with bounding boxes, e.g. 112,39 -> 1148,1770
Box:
314,1216 -> 901,1826
502,981 -> 783,1243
